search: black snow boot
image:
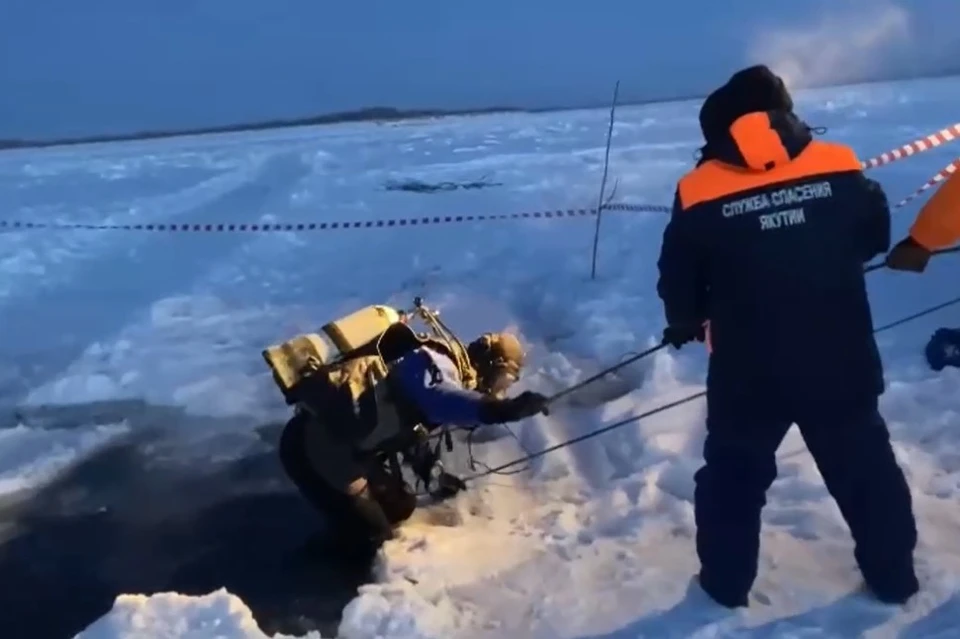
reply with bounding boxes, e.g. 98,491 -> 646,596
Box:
860,557 -> 919,605
349,486 -> 397,543
697,572 -> 749,609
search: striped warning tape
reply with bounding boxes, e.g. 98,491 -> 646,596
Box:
860,122 -> 960,170
0,203 -> 672,233
601,202 -> 672,214
0,123 -> 955,233
893,158 -> 960,208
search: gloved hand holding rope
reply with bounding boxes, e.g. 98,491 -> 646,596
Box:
453,244 -> 960,488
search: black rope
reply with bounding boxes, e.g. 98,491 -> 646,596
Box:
465,424 -> 533,477
420,248 -> 960,491
874,293 -> 960,333
864,245 -> 960,273
464,286 -> 960,484
547,342 -> 668,405
464,390 -> 707,480
538,244 -> 960,409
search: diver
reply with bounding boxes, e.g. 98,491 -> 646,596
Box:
264,300 -> 549,543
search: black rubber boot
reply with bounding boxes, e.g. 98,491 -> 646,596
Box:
861,556 -> 919,605
349,485 -> 396,542
433,471 -> 467,500
367,462 -> 417,525
697,571 -> 749,609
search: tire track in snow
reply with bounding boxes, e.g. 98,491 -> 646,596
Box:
1,150 -> 314,404
0,158 -> 261,303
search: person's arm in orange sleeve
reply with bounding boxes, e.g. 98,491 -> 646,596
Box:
887,169 -> 960,272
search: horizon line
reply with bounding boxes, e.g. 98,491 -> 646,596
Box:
3,70 -> 957,153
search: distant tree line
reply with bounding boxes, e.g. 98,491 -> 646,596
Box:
0,105 -> 524,151
6,68 -> 960,152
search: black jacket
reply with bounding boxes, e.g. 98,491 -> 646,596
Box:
657,108 -> 890,409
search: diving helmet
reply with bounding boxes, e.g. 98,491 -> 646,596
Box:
466,332 -> 525,396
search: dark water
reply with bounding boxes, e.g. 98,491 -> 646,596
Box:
0,400 -> 378,639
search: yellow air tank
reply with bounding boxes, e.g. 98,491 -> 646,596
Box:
320,304 -> 402,353
262,305 -> 402,399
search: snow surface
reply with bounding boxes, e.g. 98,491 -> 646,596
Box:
77,589 -> 322,639
2,77 -> 960,638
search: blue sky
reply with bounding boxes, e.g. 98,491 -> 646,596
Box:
1,0 -> 958,139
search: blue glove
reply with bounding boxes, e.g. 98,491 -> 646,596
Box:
925,328 -> 960,371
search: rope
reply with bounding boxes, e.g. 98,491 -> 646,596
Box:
461,251 -> 960,484
3,121 -> 956,234
465,423 -> 533,478
466,390 -> 707,480
873,292 -> 960,333
864,245 -> 960,273
0,205 -> 668,234
546,342 -> 669,406
543,242 -> 960,408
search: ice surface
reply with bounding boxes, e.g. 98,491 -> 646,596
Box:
1,78 -> 960,638
0,421 -> 129,496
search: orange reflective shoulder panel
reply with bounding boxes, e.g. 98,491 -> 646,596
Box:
729,112 -> 792,170
910,169 -> 960,250
678,141 -> 862,211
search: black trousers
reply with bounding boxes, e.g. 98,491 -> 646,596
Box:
694,392 -> 918,606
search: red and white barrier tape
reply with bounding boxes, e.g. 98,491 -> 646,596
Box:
1,122 -> 957,232
860,123 -> 960,170
893,158 -> 960,208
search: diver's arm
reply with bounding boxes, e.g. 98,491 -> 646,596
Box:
391,349 -> 485,426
